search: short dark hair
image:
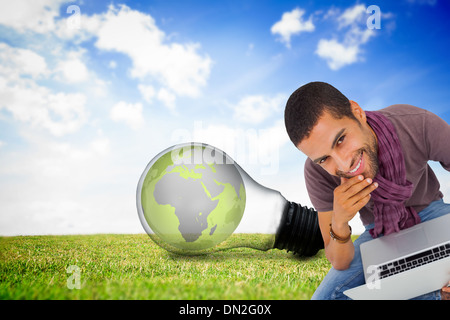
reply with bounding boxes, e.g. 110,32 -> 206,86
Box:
284,81 -> 355,146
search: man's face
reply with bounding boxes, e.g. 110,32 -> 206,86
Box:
297,102 -> 379,179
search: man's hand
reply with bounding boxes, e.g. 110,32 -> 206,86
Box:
332,175 -> 378,232
318,175 -> 379,270
441,282 -> 450,300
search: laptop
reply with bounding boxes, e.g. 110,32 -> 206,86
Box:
344,213 -> 450,300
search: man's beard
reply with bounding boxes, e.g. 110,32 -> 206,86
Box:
337,136 -> 379,179
363,141 -> 379,179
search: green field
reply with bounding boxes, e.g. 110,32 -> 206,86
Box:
0,234 -> 331,300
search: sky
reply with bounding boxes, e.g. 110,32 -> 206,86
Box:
0,0 -> 449,236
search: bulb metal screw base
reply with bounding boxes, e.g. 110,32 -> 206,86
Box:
273,202 -> 324,257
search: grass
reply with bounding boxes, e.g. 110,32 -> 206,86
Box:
0,234 -> 331,300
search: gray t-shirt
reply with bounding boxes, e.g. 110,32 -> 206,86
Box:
304,104 -> 450,226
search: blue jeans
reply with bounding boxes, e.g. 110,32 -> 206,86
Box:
311,199 -> 450,300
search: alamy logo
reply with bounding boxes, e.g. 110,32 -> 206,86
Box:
66,265 -> 81,289
366,5 -> 381,30
366,265 -> 381,290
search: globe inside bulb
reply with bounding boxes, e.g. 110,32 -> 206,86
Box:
137,142 -> 246,254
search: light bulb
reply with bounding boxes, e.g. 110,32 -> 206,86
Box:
136,142 -> 323,256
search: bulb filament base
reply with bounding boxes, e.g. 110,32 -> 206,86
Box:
273,202 -> 324,256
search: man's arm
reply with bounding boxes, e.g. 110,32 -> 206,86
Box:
318,210 -> 355,270
318,175 -> 378,270
424,110 -> 450,170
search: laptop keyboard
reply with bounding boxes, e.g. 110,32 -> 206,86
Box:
377,242 -> 450,280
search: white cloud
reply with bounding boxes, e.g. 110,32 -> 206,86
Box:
0,43 -> 48,80
45,92 -> 88,135
0,0 -> 63,34
52,7 -> 102,42
56,53 -> 89,83
271,8 -> 315,48
108,60 -> 117,69
0,84 -> 88,136
0,43 -> 88,136
52,49 -> 107,95
316,39 -> 360,71
337,4 -> 366,28
110,101 -> 144,130
138,84 -> 156,103
316,4 -> 377,70
93,4 -> 212,100
90,136 -> 111,156
231,94 -> 286,124
323,7 -> 340,20
157,88 -> 177,112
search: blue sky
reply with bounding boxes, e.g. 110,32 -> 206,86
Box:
0,0 -> 449,235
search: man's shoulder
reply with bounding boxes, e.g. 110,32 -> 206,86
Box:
376,104 -> 432,132
377,104 -> 429,118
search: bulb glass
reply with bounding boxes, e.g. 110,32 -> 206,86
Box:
137,142 -> 246,254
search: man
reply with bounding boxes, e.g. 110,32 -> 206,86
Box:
284,81 -> 450,300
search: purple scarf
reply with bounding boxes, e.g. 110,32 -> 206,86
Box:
365,111 -> 421,238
